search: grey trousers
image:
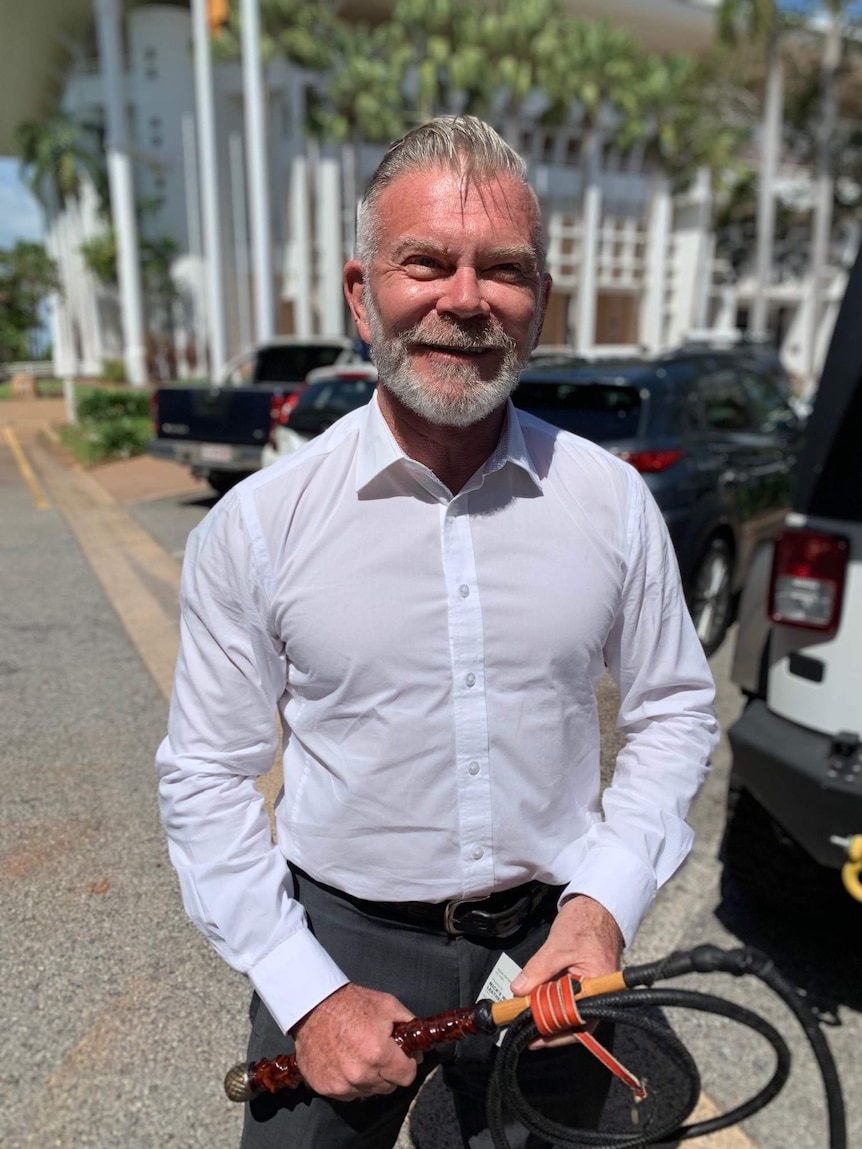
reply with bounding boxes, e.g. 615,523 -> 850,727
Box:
240,868 -> 613,1148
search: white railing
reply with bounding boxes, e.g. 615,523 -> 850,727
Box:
1,361 -> 56,380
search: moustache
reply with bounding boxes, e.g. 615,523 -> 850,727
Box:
403,316 -> 517,355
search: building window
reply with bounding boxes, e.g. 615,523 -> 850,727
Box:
144,47 -> 158,80
149,115 -> 163,149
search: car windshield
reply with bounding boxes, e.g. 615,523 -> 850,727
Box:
513,380 -> 642,441
292,378 -> 376,418
255,344 -> 346,383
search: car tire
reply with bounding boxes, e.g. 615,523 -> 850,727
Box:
207,471 -> 248,497
687,536 -> 734,657
720,785 -> 849,913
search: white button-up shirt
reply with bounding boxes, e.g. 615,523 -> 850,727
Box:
156,394 -> 718,1034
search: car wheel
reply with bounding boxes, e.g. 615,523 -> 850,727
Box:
720,785 -> 851,913
687,536 -> 733,657
207,471 -> 247,497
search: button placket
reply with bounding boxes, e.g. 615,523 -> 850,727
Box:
442,501 -> 493,886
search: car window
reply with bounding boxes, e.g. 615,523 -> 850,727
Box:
513,381 -> 642,440
293,379 -> 376,414
254,345 -> 346,383
738,369 -> 797,433
699,369 -> 752,432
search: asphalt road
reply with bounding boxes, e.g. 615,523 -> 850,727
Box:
2,431 -> 860,1149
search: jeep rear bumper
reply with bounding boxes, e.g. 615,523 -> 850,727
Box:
727,699 -> 862,868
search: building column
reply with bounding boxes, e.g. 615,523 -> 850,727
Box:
640,177 -> 672,352
240,0 -> 274,341
191,0 -> 227,376
285,157 -> 313,336
93,0 -> 147,386
316,156 -> 345,336
575,132 -> 602,353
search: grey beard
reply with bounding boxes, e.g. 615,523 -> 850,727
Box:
364,291 -> 531,428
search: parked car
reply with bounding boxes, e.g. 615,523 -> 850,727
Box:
261,364 -> 379,467
147,336 -> 362,494
722,245 -> 862,910
514,348 -> 803,654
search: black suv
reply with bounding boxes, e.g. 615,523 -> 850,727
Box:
514,349 -> 802,655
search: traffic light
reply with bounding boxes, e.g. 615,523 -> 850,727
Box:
207,0 -> 230,35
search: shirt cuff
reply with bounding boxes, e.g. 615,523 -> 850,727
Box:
248,926 -> 350,1034
560,845 -> 659,948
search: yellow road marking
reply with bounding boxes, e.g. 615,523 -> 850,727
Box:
3,425 -> 49,510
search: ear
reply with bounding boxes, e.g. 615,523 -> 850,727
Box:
532,273 -> 553,349
344,260 -> 371,344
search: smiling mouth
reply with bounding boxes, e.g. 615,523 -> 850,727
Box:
414,342 -> 493,357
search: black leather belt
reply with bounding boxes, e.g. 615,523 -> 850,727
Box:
291,866 -> 561,940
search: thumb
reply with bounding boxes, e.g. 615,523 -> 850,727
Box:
510,947 -> 567,997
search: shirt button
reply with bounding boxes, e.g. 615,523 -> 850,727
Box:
467,761 -> 480,775
471,844 -> 485,860
459,584 -> 470,598
465,672 -> 476,687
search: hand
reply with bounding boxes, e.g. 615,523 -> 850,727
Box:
509,894 -> 623,1049
291,983 -> 421,1100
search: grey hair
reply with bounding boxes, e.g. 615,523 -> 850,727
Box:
355,115 -> 545,269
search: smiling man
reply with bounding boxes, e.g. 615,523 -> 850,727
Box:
156,117 -> 718,1149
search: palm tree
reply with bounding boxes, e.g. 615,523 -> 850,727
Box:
717,0 -> 785,336
15,113 -> 108,385
15,113 -> 107,214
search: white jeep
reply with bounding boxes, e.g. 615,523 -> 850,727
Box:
722,244 -> 862,909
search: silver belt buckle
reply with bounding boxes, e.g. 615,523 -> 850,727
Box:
443,895 -> 485,936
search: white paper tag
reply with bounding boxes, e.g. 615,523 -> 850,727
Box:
477,953 -> 523,1046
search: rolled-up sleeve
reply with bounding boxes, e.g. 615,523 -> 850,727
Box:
563,473 -> 719,946
155,497 -> 348,1033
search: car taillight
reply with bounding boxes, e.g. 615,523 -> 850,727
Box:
149,392 -> 160,433
769,528 -> 849,630
617,447 -> 683,473
268,393 -> 299,448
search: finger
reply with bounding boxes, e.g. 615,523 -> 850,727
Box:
528,1031 -> 582,1051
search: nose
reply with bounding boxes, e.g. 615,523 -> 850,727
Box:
436,267 -> 490,320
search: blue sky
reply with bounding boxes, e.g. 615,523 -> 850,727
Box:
0,158 -> 44,250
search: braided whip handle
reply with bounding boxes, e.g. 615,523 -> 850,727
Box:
224,1004 -> 484,1102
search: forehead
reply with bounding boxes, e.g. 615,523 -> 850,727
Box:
372,166 -> 540,257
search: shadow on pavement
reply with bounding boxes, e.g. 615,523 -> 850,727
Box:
716,874 -> 862,1022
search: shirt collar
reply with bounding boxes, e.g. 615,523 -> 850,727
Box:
355,392 -> 542,495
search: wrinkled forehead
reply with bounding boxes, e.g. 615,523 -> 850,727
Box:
373,164 -> 544,257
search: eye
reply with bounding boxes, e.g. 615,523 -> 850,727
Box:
488,263 -> 528,281
404,254 -> 446,277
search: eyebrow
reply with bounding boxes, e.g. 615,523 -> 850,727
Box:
390,238 -> 539,272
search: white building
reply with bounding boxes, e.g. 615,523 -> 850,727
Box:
5,0 -> 849,384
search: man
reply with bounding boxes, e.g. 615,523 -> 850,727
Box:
156,116 -> 718,1148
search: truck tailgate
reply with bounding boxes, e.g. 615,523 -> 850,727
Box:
156,386 -> 274,446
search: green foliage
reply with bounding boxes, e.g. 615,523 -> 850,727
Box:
0,241 -> 60,364
306,21 -> 411,144
15,113 -> 108,210
101,358 -> 127,383
80,227 -> 179,303
211,0 -> 339,70
79,231 -> 118,286
390,0 -> 567,120
77,388 -> 150,422
59,386 -> 152,465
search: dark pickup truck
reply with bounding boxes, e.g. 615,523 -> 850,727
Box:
146,337 -> 361,493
